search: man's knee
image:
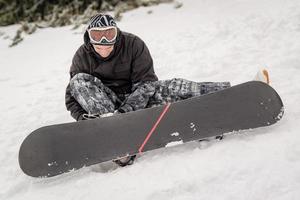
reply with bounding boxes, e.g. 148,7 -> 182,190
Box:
70,73 -> 92,85
70,73 -> 102,89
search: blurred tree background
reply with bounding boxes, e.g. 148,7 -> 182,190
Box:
0,0 -> 174,27
0,0 -> 182,46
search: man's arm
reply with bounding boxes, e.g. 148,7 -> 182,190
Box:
65,82 -> 86,121
65,48 -> 87,121
118,36 -> 158,113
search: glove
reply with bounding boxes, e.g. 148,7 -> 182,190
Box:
100,112 -> 114,118
117,104 -> 133,113
79,113 -> 101,120
78,111 -> 122,121
77,114 -> 87,121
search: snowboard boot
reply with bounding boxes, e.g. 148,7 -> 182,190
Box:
254,69 -> 270,84
113,155 -> 136,167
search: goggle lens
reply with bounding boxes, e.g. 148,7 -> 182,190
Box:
89,28 -> 117,43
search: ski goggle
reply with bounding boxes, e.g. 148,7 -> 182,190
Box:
88,26 -> 117,45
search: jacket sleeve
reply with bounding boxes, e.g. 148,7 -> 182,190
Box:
118,36 -> 158,113
65,48 -> 87,121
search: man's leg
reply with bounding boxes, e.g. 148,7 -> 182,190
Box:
197,81 -> 231,95
148,78 -> 231,107
69,73 -> 121,115
70,73 -> 136,166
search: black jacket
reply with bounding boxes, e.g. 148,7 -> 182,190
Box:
65,29 -> 158,120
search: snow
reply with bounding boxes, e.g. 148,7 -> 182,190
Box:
171,132 -> 180,137
1,0 -> 300,199
165,140 -> 184,147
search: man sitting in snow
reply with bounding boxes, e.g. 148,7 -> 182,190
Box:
65,13 -> 268,166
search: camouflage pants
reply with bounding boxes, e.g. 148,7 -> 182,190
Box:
70,73 -> 231,115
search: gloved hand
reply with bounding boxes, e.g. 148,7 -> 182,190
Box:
101,110 -> 125,117
79,113 -> 101,120
77,114 -> 87,121
100,112 -> 115,118
78,111 -> 121,121
117,104 -> 133,113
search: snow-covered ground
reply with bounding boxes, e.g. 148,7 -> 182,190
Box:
1,0 -> 300,199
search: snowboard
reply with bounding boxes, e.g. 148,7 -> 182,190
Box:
19,81 -> 284,178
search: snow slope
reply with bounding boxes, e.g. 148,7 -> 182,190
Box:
1,0 -> 300,199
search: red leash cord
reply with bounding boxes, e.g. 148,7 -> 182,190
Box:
138,103 -> 171,154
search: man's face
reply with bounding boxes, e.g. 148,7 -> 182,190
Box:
92,44 -> 114,58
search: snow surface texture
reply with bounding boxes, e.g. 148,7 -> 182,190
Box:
1,0 -> 300,199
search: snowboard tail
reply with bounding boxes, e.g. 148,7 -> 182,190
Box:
19,81 -> 284,177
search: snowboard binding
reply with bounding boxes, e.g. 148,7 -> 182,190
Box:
113,155 -> 136,167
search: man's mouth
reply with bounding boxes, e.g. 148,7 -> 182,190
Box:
96,47 -> 112,51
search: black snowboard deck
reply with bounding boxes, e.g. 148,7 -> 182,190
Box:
19,81 -> 284,177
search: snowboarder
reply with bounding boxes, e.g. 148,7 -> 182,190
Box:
65,13 -> 269,166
